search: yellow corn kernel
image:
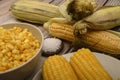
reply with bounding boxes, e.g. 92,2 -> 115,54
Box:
42,55 -> 78,80
70,48 -> 112,80
7,43 -> 14,50
12,49 -> 19,54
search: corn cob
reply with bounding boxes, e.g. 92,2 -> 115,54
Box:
42,55 -> 78,80
44,21 -> 120,54
44,18 -> 75,42
79,30 -> 120,54
70,48 -> 112,80
74,6 -> 120,34
10,0 -> 64,24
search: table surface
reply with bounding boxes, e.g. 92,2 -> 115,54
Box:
0,0 -> 120,80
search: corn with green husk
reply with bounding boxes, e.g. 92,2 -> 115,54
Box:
70,48 -> 112,80
10,0 -> 64,24
74,6 -> 120,35
42,55 -> 78,80
44,20 -> 120,55
59,0 -> 97,21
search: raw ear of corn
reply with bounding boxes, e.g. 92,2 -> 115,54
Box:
70,48 -> 112,80
42,55 -> 78,80
74,6 -> 120,34
44,18 -> 75,42
78,30 -> 120,54
10,0 -> 64,24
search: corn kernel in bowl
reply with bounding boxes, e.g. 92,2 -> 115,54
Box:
0,27 -> 40,72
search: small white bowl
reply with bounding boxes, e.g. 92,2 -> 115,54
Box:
0,22 -> 44,80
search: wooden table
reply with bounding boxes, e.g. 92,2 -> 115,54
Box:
0,0 -> 120,80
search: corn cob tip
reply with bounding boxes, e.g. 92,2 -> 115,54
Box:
43,22 -> 50,30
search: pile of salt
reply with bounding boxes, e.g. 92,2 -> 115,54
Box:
42,38 -> 63,56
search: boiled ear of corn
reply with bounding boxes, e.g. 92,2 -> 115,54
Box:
42,55 -> 78,80
70,48 -> 112,80
10,0 -> 64,24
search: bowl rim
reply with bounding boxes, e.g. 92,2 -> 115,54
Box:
0,22 -> 44,74
32,69 -> 42,80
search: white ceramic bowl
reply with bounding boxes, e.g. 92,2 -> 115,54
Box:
32,69 -> 42,80
0,22 -> 44,80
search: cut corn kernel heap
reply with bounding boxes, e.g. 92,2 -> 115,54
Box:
42,55 -> 78,80
70,48 -> 112,80
0,27 -> 40,72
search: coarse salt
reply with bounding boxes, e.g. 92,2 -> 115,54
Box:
42,38 -> 62,54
